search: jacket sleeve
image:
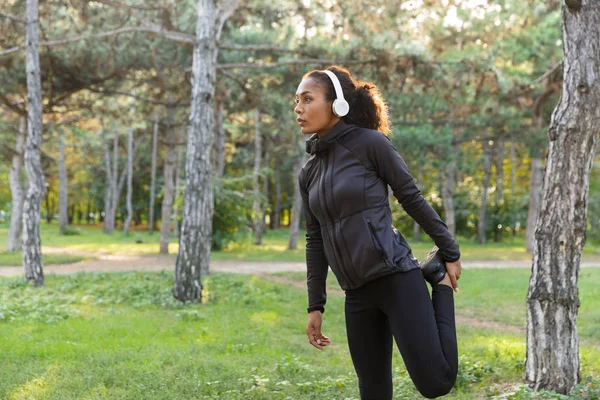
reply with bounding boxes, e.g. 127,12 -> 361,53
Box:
298,170 -> 329,313
366,132 -> 460,262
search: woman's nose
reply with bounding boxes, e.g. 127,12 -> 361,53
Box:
294,103 -> 302,114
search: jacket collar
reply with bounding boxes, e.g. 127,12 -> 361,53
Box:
305,120 -> 356,155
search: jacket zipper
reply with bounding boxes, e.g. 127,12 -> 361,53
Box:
319,153 -> 354,286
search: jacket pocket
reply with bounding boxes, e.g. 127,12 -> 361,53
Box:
366,218 -> 393,267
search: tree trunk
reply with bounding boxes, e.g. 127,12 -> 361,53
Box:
274,167 -> 281,229
22,0 -> 45,286
526,1 -> 600,394
413,164 -> 423,242
510,142 -> 517,197
7,116 -> 26,252
253,108 -> 263,245
103,122 -> 118,233
478,140 -> 492,244
148,115 -> 159,234
58,127 -> 69,234
495,140 -> 505,206
123,95 -> 134,236
173,125 -> 184,238
442,160 -> 456,237
289,152 -> 308,250
526,158 -> 543,252
160,101 -> 176,254
214,100 -> 225,194
175,0 -> 223,302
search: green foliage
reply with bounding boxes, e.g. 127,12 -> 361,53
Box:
212,179 -> 254,251
60,225 -> 82,236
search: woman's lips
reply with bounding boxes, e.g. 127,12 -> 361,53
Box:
297,118 -> 306,126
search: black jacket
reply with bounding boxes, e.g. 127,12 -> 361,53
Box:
299,120 -> 460,313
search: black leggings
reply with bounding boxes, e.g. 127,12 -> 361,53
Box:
344,269 -> 458,399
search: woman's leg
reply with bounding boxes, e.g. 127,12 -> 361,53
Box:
379,269 -> 458,399
345,287 -> 394,399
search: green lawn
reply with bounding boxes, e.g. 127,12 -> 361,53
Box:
1,270 -> 599,399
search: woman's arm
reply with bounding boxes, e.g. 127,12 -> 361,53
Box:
367,133 -> 460,262
298,171 -> 329,313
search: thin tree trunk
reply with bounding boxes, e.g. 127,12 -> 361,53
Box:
442,160 -> 456,237
123,94 -> 134,236
252,108 -> 263,245
495,140 -> 505,206
510,142 -> 517,197
413,164 -> 424,242
173,125 -> 184,238
262,157 -> 269,234
214,100 -> 225,194
7,116 -> 26,252
274,167 -> 281,229
103,122 -> 118,233
289,152 -> 308,250
160,101 -> 176,254
58,127 -> 69,234
525,158 -> 543,252
22,0 -> 45,286
148,114 -> 159,234
478,140 -> 492,244
526,2 -> 600,393
175,0 -> 226,302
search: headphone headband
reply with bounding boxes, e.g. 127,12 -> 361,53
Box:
321,70 -> 350,117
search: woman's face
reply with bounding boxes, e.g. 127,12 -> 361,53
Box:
294,77 -> 340,137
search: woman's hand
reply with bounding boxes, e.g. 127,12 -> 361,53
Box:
306,311 -> 331,350
444,260 -> 462,293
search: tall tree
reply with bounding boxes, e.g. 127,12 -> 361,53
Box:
174,0 -> 241,302
123,94 -> 135,236
58,127 -> 69,234
22,0 -> 45,286
478,140 -> 493,244
7,116 -> 26,252
160,102 -> 176,254
526,0 -> 600,394
253,108 -> 263,245
148,114 -> 159,234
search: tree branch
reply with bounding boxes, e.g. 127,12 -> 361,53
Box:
207,58 -> 377,71
0,12 -> 26,24
87,87 -> 190,106
219,43 -> 311,55
215,0 -> 242,42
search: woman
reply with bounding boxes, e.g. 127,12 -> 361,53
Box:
295,66 -> 462,399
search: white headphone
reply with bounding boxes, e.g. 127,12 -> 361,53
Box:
321,70 -> 350,117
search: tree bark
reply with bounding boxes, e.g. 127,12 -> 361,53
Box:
123,94 -> 135,236
103,122 -> 118,233
253,108 -> 263,245
478,140 -> 492,244
173,125 -> 184,238
7,116 -> 26,252
413,164 -> 423,242
58,127 -> 69,234
214,100 -> 225,194
22,0 -> 45,286
510,142 -> 517,197
526,158 -> 543,252
495,140 -> 505,206
274,167 -> 281,229
160,102 -> 176,254
148,114 -> 159,234
442,160 -> 456,237
175,0 -> 243,302
289,151 -> 307,250
526,1 -> 600,394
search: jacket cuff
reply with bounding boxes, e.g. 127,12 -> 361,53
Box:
307,306 -> 325,314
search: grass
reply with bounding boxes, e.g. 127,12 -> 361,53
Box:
2,223 -> 600,265
1,270 -> 599,399
0,252 -> 87,266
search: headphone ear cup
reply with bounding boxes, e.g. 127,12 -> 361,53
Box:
332,99 -> 350,117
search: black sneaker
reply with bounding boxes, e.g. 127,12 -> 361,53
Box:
419,246 -> 447,285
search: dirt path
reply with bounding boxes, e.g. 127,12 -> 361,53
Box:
2,247 -> 600,277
